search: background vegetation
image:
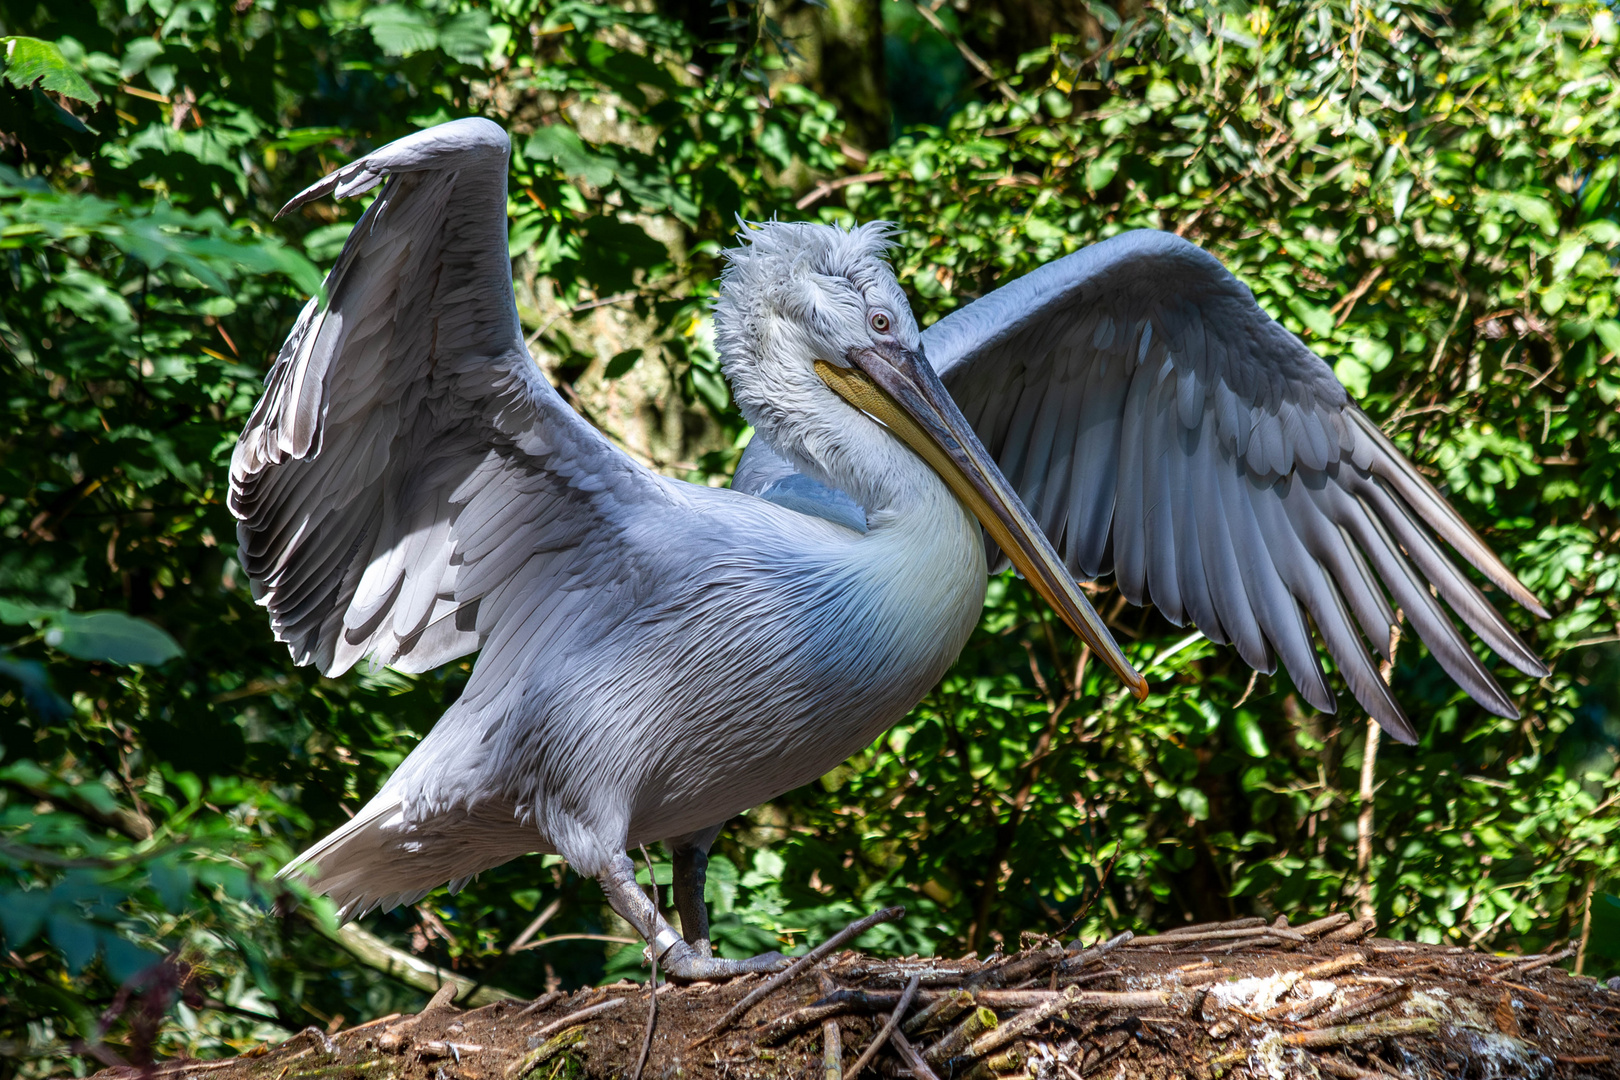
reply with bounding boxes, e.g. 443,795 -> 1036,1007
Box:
2,0 -> 1617,1072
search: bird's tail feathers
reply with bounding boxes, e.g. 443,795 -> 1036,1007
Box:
280,796 -> 547,922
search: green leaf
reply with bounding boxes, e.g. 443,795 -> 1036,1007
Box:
99,934 -> 158,982
1334,356 -> 1371,397
47,912 -> 98,973
360,5 -> 437,56
1585,893 -> 1620,961
43,611 -> 182,666
1233,713 -> 1270,757
524,126 -> 617,188
0,890 -> 50,948
1288,297 -> 1334,337
2,36 -> 100,104
0,597 -> 52,625
1085,148 -> 1121,192
1350,336 -> 1394,372
605,348 -> 643,379
437,11 -> 492,65
1391,176 -> 1413,222
1594,321 -> 1620,359
1177,786 -> 1210,820
1501,191 -> 1559,235
1145,79 -> 1179,107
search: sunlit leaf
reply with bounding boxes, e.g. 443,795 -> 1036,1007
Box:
2,36 -> 99,104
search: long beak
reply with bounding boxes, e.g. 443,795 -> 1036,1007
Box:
816,346 -> 1148,700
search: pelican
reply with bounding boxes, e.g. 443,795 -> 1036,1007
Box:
231,118 -> 1547,980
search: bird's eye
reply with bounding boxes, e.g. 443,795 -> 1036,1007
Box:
870,312 -> 891,334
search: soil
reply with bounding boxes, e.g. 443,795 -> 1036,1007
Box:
103,913 -> 1620,1080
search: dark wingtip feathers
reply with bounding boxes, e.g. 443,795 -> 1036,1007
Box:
1349,409 -> 1549,621
1378,708 -> 1420,745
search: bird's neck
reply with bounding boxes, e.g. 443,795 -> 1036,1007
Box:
725,327 -> 964,526
750,387 -> 961,528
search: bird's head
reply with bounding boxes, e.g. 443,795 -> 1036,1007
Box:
714,219 -> 919,436
715,219 -> 1147,699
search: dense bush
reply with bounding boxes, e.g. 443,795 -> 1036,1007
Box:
1,0 -> 1615,1072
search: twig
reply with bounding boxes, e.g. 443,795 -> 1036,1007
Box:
962,1047 -> 1024,1080
890,1028 -> 943,1080
968,943 -> 1065,990
1331,265 -> 1386,327
1359,623 -> 1402,922
795,172 -> 887,211
1057,840 -> 1121,939
1212,1017 -> 1439,1068
923,1007 -> 998,1065
822,1017 -> 843,1080
630,967 -> 657,1080
529,998 -> 626,1043
525,291 -> 638,348
818,987 -> 1170,1011
818,971 -> 844,1080
629,845 -> 659,1080
1294,914 -> 1354,939
1301,952 -> 1368,979
1506,945 -> 1577,976
964,986 -> 1079,1060
752,1002 -> 855,1045
1302,986 -> 1410,1030
843,974 -> 920,1080
513,933 -> 640,951
515,992 -> 565,1020
1232,668 -> 1261,709
1127,926 -> 1303,947
1317,1057 -> 1392,1079
908,1 -> 1017,102
902,989 -> 974,1035
1578,879 -> 1598,975
304,911 -> 517,1007
507,1027 -> 587,1078
1160,918 -> 1269,936
149,1061 -> 249,1076
334,1013 -> 401,1038
698,906 -> 905,1042
1278,1016 -> 1438,1049
509,898 -> 563,953
1057,931 -> 1134,973
1323,918 -> 1377,943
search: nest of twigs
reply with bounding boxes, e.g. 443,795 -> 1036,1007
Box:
112,911 -> 1620,1080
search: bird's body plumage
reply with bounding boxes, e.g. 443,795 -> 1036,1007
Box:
299,471 -> 985,914
234,119 -> 1546,940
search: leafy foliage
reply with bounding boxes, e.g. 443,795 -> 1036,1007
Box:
0,0 -> 1616,1073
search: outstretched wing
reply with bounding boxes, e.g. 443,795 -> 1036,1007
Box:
926,230 -> 1547,741
230,118 -> 667,677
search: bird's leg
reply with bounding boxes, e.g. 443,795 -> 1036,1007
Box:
598,852 -> 786,982
668,826 -> 722,958
671,844 -> 711,956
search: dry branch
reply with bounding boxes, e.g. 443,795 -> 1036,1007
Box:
842,973 -> 919,1080
698,905 -> 905,1042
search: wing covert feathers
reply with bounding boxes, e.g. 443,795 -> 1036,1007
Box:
928,229 -> 1547,742
231,118 -> 656,679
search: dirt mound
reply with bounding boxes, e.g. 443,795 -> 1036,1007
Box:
110,913 -> 1620,1080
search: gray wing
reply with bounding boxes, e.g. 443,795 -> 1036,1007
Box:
230,118 -> 670,677
926,230 -> 1547,741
